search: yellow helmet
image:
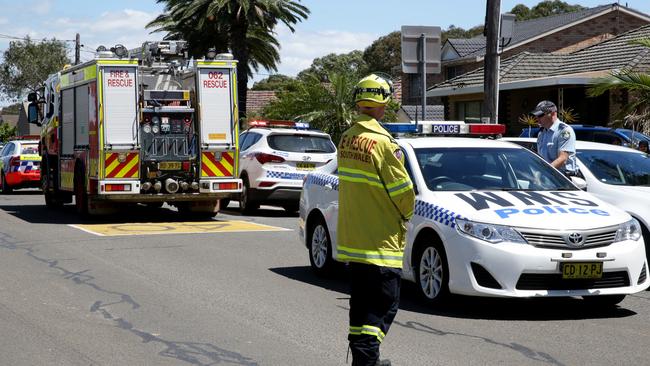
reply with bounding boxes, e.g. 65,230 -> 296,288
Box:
353,73 -> 394,108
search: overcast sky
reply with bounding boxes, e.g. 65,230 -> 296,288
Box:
2,0 -> 650,106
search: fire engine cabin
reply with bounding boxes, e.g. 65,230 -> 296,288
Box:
37,42 -> 242,215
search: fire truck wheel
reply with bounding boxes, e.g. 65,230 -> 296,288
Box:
74,169 -> 89,216
42,160 -> 63,208
239,177 -> 258,215
220,199 -> 231,209
1,171 -> 13,194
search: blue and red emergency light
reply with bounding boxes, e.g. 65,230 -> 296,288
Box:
382,121 -> 505,136
248,120 -> 310,129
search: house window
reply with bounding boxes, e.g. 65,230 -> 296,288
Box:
456,101 -> 483,123
446,66 -> 460,80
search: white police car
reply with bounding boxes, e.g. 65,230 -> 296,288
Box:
299,123 -> 649,307
503,137 -> 650,265
235,120 -> 336,214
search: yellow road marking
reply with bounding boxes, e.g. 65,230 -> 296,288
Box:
69,220 -> 291,237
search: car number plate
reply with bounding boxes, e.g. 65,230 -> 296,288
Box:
159,161 -> 181,170
561,262 -> 603,279
296,162 -> 315,170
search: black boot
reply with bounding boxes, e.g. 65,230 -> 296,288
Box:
375,360 -> 391,366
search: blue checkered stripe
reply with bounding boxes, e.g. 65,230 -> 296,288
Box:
266,170 -> 307,180
305,173 -> 339,191
414,200 -> 463,228
12,161 -> 40,173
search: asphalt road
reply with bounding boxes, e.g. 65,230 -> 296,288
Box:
1,191 -> 649,366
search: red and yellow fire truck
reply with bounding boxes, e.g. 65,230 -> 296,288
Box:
27,41 -> 242,216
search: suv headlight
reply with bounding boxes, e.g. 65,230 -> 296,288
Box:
456,218 -> 527,244
614,218 -> 642,242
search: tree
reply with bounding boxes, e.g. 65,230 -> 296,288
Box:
588,39 -> 650,134
0,123 -> 17,142
0,38 -> 69,101
297,51 -> 367,82
442,25 -> 484,43
148,0 -> 310,118
251,74 -> 297,91
262,70 -> 398,144
363,31 -> 401,76
510,1 -> 586,21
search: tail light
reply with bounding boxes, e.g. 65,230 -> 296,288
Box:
255,152 -> 285,164
9,157 -> 20,167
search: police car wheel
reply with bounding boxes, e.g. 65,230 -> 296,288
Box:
239,178 -> 258,214
416,244 -> 450,303
0,171 -> 12,194
308,218 -> 336,275
581,295 -> 626,307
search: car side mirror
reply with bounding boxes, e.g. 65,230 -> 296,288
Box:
571,176 -> 587,190
27,103 -> 41,126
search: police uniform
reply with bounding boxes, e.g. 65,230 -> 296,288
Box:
337,113 -> 415,366
537,119 -> 578,175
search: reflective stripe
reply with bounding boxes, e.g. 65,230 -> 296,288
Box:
337,245 -> 403,267
339,167 -> 383,188
349,325 -> 385,343
387,179 -> 413,197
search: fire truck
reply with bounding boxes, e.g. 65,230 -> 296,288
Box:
27,41 -> 242,216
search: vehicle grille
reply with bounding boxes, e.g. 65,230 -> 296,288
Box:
518,229 -> 617,249
516,271 -> 630,290
638,263 -> 647,285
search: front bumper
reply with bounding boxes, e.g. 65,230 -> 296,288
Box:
446,235 -> 649,297
5,171 -> 40,188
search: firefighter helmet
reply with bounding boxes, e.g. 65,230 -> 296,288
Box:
353,73 -> 394,108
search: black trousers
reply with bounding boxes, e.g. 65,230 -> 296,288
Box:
348,262 -> 401,366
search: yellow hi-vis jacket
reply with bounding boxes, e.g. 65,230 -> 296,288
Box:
336,114 -> 416,268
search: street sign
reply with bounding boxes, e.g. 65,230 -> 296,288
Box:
401,26 -> 441,74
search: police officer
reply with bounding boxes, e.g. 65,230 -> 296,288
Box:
337,74 -> 415,366
532,100 -> 578,176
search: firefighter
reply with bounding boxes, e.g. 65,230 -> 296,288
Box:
337,74 -> 416,366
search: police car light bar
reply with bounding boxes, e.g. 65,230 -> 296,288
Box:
248,120 -> 310,129
382,122 -> 505,136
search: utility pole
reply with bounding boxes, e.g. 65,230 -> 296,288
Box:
484,0 -> 501,124
75,33 -> 80,65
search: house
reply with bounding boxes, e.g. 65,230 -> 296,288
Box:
427,24 -> 650,135
401,3 -> 650,107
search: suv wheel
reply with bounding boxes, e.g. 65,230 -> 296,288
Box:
239,177 -> 258,214
1,170 -> 12,194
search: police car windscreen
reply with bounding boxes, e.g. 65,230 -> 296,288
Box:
415,147 -> 576,192
20,144 -> 38,155
267,134 -> 336,153
577,149 -> 650,186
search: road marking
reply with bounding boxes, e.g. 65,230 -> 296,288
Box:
69,220 -> 291,237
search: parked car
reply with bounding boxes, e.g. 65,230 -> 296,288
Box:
0,136 -> 41,193
519,124 -> 650,147
233,120 -> 336,214
503,137 -> 650,264
300,127 -> 649,307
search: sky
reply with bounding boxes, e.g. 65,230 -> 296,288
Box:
2,0 -> 650,107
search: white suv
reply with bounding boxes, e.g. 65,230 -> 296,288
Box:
235,120 -> 336,214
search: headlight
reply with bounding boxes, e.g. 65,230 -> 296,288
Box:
456,218 -> 527,244
152,124 -> 160,134
614,218 -> 642,242
142,124 -> 152,133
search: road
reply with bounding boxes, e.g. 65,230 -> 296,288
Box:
1,191 -> 649,366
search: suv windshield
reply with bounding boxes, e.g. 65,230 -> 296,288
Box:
577,149 -> 650,186
267,134 -> 336,153
415,147 -> 576,191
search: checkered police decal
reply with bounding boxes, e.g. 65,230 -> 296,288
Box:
12,161 -> 40,173
266,171 -> 307,180
414,200 -> 463,228
305,173 -> 339,191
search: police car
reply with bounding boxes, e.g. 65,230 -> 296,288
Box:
299,122 -> 649,307
504,137 -> 650,265
0,136 -> 41,193
234,120 -> 336,214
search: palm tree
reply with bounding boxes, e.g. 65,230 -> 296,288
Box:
147,0 -> 310,118
588,38 -> 650,135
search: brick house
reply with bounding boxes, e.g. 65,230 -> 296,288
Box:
402,3 -> 650,107
427,24 -> 650,136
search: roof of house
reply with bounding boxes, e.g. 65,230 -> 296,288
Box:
429,24 -> 650,97
401,105 -> 444,121
444,3 -> 650,60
